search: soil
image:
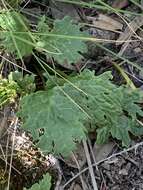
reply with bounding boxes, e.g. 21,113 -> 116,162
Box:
98,142 -> 143,190
61,140 -> 143,190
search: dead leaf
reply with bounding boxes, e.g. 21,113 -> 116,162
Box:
116,15 -> 143,55
49,0 -> 79,20
93,142 -> 114,162
116,15 -> 143,46
68,183 -> 82,190
73,184 -> 82,190
87,14 -> 123,32
112,0 -> 129,9
64,144 -> 86,168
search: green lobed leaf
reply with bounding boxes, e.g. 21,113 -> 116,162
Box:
96,127 -> 110,144
36,16 -> 88,64
18,89 -> 87,155
0,11 -> 33,58
18,70 -> 143,155
110,116 -> 131,146
24,174 -> 51,190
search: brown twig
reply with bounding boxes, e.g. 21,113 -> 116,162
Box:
63,141 -> 143,188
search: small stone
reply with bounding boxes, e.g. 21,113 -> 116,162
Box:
119,168 -> 128,175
